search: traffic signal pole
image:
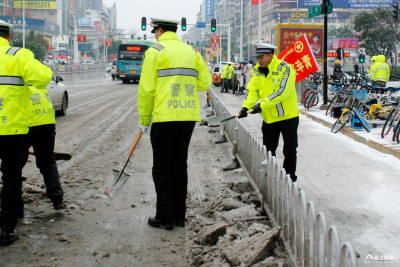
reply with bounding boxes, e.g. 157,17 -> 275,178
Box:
322,0 -> 329,109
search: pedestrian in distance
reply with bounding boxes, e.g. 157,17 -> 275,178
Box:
235,63 -> 245,95
0,20 -> 53,246
21,85 -> 65,212
354,63 -> 359,74
237,44 -> 299,182
221,64 -> 229,93
244,60 -> 254,88
137,18 -> 212,230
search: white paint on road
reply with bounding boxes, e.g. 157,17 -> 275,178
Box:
69,90 -> 93,97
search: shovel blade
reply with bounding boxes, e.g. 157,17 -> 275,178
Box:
208,115 -> 236,127
104,169 -> 131,197
207,115 -> 225,127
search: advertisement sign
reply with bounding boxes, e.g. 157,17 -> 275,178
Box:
78,34 -> 86,43
14,0 -> 56,9
0,16 -> 59,35
327,52 -> 350,57
332,38 -> 359,50
105,40 -> 112,47
206,0 -> 216,22
78,17 -> 91,26
210,35 -> 219,50
327,38 -> 333,50
94,21 -> 103,32
251,0 -> 264,3
278,34 -> 319,83
299,0 -> 393,9
280,27 -> 324,59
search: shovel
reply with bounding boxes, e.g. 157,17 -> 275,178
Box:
209,109 -> 254,127
104,129 -> 143,197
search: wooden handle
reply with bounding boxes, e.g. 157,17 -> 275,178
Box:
235,109 -> 254,118
128,129 -> 143,157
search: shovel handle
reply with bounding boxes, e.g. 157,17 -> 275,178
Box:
128,129 -> 143,157
234,109 -> 254,118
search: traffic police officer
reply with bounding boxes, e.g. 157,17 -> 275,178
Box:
221,63 -> 229,93
227,62 -> 235,91
371,55 -> 390,82
0,20 -> 53,246
238,44 -> 299,182
21,85 -> 65,211
137,18 -> 212,230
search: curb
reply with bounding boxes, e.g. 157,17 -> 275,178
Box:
300,110 -> 400,161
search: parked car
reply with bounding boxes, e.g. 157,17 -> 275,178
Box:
111,59 -> 118,80
47,76 -> 68,116
106,63 -> 112,73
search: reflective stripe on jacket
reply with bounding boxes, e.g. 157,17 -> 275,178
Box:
242,54 -> 299,124
28,86 -> 55,127
0,37 -> 53,135
137,32 -> 212,125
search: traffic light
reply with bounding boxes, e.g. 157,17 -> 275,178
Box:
141,17 -> 146,31
131,35 -> 134,39
393,3 -> 399,22
359,53 -> 365,63
336,48 -> 344,60
144,34 -> 146,40
181,17 -> 186,31
211,18 -> 216,32
196,42 -> 199,47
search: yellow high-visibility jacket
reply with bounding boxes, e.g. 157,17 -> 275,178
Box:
28,86 -> 55,127
227,64 -> 235,79
221,64 -> 229,79
137,32 -> 212,126
0,37 -> 52,135
371,55 -> 390,82
242,55 -> 299,124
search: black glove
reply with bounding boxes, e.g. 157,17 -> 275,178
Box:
252,103 -> 262,114
238,107 -> 248,118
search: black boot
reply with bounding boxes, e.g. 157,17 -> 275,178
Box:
174,220 -> 185,227
0,229 -> 19,246
147,216 -> 173,230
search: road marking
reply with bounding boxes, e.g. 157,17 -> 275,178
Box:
69,90 -> 93,97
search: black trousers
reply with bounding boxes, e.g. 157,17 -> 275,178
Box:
150,121 -> 195,223
22,124 -> 63,203
227,79 -> 232,90
0,135 -> 24,231
262,117 -> 299,182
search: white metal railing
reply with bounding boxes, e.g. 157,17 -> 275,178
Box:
208,89 -> 358,267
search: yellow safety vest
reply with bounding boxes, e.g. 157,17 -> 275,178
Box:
221,65 -> 229,79
137,32 -> 212,126
242,55 -> 299,124
0,37 -> 53,135
28,86 -> 55,127
228,65 -> 235,79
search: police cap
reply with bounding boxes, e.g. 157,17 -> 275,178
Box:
150,18 -> 179,33
254,43 -> 277,57
0,19 -> 13,31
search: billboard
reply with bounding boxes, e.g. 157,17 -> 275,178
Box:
0,16 -> 59,35
78,17 -> 91,26
298,0 -> 394,9
14,0 -> 56,9
280,26 -> 324,59
332,38 -> 359,49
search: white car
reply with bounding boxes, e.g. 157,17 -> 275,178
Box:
111,59 -> 118,80
46,76 -> 68,116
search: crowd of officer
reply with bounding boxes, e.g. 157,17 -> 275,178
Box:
0,20 -> 64,246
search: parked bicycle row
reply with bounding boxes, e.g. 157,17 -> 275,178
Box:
302,72 -> 400,142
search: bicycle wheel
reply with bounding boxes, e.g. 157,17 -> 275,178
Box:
305,92 -> 316,110
332,111 -> 351,133
304,90 -> 313,108
303,89 -> 311,103
326,94 -> 338,116
311,93 -> 319,107
394,115 -> 400,142
353,108 -> 370,132
381,109 -> 397,138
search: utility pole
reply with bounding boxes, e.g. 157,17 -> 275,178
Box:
322,0 -> 328,108
240,0 -> 243,59
258,0 -> 262,42
22,0 -> 25,48
74,14 -> 78,65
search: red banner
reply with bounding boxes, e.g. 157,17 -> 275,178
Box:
77,34 -> 86,43
278,34 -> 319,83
251,0 -> 264,4
280,27 -> 323,59
94,21 -> 103,32
105,39 -> 112,47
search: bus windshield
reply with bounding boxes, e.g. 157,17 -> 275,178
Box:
118,45 -> 145,60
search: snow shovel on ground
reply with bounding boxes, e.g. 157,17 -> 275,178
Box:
208,109 -> 254,127
104,129 -> 143,197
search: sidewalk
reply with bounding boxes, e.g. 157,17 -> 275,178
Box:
209,86 -> 400,266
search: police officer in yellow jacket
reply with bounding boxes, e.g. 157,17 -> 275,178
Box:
371,55 -> 390,82
221,64 -> 229,93
0,20 -> 53,246
137,18 -> 212,230
21,86 -> 65,211
238,44 -> 299,182
227,62 -> 235,91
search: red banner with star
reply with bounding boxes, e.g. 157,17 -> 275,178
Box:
278,34 -> 319,83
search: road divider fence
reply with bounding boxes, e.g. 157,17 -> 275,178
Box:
208,88 -> 358,267
49,64 -> 107,74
